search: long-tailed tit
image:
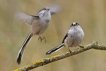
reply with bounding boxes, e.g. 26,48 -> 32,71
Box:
46,22 -> 84,55
16,4 -> 61,64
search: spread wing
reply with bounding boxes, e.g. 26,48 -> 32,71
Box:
46,3 -> 62,15
15,11 -> 39,25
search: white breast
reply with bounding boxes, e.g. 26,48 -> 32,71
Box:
65,25 -> 84,47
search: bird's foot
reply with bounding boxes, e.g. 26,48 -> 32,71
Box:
78,45 -> 84,49
38,36 -> 46,43
68,47 -> 72,53
69,50 -> 72,53
38,36 -> 43,42
42,36 -> 47,43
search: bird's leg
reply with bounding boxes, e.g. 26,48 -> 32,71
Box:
68,47 -> 72,53
38,36 -> 46,43
42,36 -> 46,43
78,45 -> 84,49
38,36 -> 43,42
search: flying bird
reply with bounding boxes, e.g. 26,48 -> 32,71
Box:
16,4 -> 61,64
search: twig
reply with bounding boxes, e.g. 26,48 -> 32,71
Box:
14,41 -> 106,71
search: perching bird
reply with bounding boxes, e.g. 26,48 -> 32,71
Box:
16,4 -> 61,64
46,22 -> 84,55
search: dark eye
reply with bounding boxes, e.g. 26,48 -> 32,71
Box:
76,23 -> 79,25
70,23 -> 74,27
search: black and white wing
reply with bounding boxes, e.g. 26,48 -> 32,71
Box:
62,33 -> 68,43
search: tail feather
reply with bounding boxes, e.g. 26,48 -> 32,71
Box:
17,32 -> 32,64
46,43 -> 64,55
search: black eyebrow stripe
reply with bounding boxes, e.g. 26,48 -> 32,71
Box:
38,8 -> 46,13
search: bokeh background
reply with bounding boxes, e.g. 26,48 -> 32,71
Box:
0,0 -> 106,71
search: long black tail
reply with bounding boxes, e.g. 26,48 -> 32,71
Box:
17,32 -> 32,64
46,43 -> 64,55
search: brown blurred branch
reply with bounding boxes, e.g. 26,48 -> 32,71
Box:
14,42 -> 106,71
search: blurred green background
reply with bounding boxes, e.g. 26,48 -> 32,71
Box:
0,0 -> 106,71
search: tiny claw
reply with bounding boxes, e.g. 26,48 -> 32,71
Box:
42,37 -> 47,43
38,37 -> 42,42
38,36 -> 47,43
79,45 -> 84,48
68,47 -> 72,53
69,50 -> 72,53
76,48 -> 80,50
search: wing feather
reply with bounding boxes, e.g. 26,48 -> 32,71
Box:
15,11 -> 39,25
